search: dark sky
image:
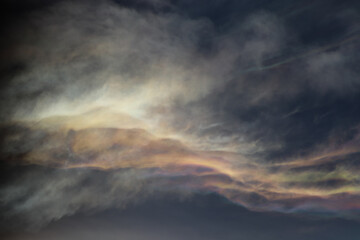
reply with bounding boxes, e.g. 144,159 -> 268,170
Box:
1,0 -> 360,239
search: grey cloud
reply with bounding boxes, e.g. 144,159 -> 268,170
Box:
306,44 -> 360,94
1,164 -> 197,231
0,167 -> 151,229
237,11 -> 286,67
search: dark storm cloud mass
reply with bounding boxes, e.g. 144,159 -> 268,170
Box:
0,0 -> 360,235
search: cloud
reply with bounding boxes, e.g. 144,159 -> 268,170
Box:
1,167 -> 154,229
1,0 -> 228,122
1,0 -> 360,229
1,112 -> 360,228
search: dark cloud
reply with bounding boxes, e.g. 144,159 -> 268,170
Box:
3,193 -> 360,240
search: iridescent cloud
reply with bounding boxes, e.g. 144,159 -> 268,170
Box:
1,0 -> 360,229
2,107 -> 359,217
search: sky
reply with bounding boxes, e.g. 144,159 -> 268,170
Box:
0,0 -> 360,239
